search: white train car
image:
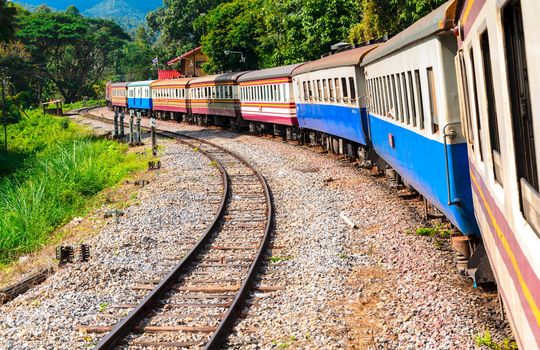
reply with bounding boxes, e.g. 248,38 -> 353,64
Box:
455,0 -> 540,347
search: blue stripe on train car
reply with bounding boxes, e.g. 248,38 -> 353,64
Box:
128,97 -> 152,110
369,114 -> 480,236
296,104 -> 369,145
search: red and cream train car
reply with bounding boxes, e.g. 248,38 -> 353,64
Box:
238,64 -> 304,127
151,78 -> 192,120
455,0 -> 540,348
189,72 -> 248,124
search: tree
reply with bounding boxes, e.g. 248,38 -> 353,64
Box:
194,0 -> 361,73
349,0 -> 447,43
118,26 -> 157,81
0,0 -> 18,42
147,0 -> 228,59
16,10 -> 130,102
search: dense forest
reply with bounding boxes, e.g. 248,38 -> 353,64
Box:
0,0 -> 447,106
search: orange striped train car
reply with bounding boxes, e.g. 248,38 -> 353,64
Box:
151,78 -> 192,120
111,82 -> 129,109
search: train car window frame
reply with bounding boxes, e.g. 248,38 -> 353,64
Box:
396,74 -> 404,122
341,77 -> 349,102
391,75 -> 399,120
328,79 -> 335,100
414,70 -> 425,130
377,77 -> 385,116
426,67 -> 439,133
402,72 -> 411,125
469,46 -> 485,162
323,79 -> 328,101
334,78 -> 341,102
349,77 -> 356,104
382,77 -> 388,117
503,0 -> 539,233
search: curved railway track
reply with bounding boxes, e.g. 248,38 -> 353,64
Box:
75,109 -> 273,349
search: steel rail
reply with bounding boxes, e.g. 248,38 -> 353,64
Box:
79,109 -> 273,350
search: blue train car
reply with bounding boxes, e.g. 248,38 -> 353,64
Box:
291,45 -> 377,147
361,1 -> 478,236
128,80 -> 155,111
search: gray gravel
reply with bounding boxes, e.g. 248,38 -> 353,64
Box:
0,108 -> 511,350
87,107 -> 510,349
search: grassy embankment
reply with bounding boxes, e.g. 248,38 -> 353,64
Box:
0,105 -> 148,265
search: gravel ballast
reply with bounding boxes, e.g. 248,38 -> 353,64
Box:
0,108 -> 511,349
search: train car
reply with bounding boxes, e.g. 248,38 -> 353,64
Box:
454,0 -> 540,347
110,82 -> 129,109
361,0 -> 480,239
238,64 -> 304,136
291,45 -> 377,155
151,78 -> 193,120
105,81 -> 112,108
188,72 -> 248,125
127,80 -> 155,112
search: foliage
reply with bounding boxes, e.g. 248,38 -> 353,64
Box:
147,0 -> 228,59
0,110 -> 147,264
349,0 -> 447,43
194,0 -> 361,73
118,26 -> 156,81
15,8 -> 130,102
0,0 -> 18,42
475,330 -> 518,350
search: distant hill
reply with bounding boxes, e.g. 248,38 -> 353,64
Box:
16,0 -> 162,33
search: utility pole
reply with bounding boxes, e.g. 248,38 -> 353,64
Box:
1,69 -> 10,152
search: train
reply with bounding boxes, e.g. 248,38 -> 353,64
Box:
105,0 -> 539,347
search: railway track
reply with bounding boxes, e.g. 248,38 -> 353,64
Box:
75,110 -> 273,349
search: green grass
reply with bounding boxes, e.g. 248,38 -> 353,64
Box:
475,330 -> 518,350
0,110 -> 147,265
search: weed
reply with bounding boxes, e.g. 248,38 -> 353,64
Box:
98,302 -> 108,313
193,147 -> 199,152
415,224 -> 451,238
338,253 -> 349,259
475,330 -> 518,350
433,239 -> 445,250
209,160 -> 218,167
269,255 -> 292,263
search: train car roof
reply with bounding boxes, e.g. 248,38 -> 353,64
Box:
189,71 -> 250,85
362,0 -> 457,66
238,63 -> 305,82
292,45 -> 378,76
110,82 -> 130,88
127,80 -> 156,87
151,78 -> 193,87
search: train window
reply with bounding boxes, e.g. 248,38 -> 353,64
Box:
470,47 -> 484,161
386,76 -> 393,118
328,79 -> 334,100
427,67 -> 439,133
307,81 -> 313,100
396,74 -> 404,122
349,77 -> 356,103
322,79 -> 328,100
341,78 -> 348,101
391,75 -> 398,119
316,80 -> 321,100
335,78 -> 341,101
504,0 -> 539,229
285,84 -> 290,101
377,78 -> 383,114
302,82 -> 308,101
402,73 -> 410,125
414,70 -> 425,129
